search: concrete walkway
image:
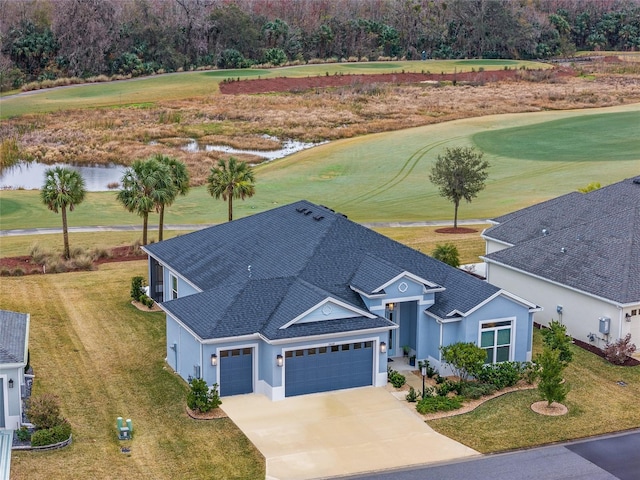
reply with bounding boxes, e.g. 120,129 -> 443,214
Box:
221,387 -> 478,480
0,220 -> 488,237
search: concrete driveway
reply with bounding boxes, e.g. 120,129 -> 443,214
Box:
221,387 -> 478,480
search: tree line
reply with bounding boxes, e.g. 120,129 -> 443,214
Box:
2,0 -> 639,91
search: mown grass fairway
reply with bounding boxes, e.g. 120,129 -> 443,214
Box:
1,262 -> 264,480
1,103 -> 638,229
0,59 -> 545,119
473,111 -> 640,161
429,330 -> 640,452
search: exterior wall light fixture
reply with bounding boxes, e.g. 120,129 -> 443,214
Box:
276,354 -> 284,367
211,354 -> 217,366
380,342 -> 387,354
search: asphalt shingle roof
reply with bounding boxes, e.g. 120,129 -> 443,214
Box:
0,310 -> 28,364
484,176 -> 640,304
146,200 -> 502,340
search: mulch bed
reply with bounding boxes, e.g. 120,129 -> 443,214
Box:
435,227 -> 478,234
186,406 -> 227,420
220,68 -> 567,95
0,245 -> 147,276
573,337 -> 640,367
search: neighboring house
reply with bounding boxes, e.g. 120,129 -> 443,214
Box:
483,176 -> 640,349
0,310 -> 29,430
143,200 -> 538,400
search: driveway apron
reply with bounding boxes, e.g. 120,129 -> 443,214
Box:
221,387 -> 478,480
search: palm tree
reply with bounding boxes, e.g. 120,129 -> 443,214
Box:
41,166 -> 86,260
207,157 -> 256,222
154,155 -> 190,241
117,158 -> 173,245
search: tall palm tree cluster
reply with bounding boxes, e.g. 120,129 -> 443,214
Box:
41,156 -> 256,256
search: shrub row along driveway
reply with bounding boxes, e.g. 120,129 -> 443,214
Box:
222,386 -> 477,480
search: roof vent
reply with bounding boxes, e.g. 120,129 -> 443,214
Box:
313,215 -> 324,221
304,210 -> 312,215
560,247 -> 567,253
296,207 -> 307,213
633,177 -> 640,185
542,228 -> 549,236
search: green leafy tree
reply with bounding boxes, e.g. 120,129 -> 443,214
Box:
536,346 -> 569,407
117,158 -> 173,245
207,157 -> 256,222
432,243 -> 460,267
542,320 -> 574,365
440,342 -> 487,382
429,147 -> 490,228
41,166 -> 86,260
154,155 -> 190,241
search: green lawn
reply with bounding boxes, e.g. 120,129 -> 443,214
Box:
2,262 -> 264,480
429,330 -> 640,452
1,103 -> 638,229
0,59 -> 547,119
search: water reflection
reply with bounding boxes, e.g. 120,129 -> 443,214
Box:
181,137 -> 326,163
0,162 -> 126,192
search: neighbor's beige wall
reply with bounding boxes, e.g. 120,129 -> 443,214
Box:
486,263 -> 629,348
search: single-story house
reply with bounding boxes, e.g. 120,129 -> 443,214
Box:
482,176 -> 640,349
0,310 -> 29,430
143,200 -> 538,400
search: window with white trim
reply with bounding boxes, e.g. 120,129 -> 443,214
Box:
170,274 -> 178,300
480,320 -> 512,364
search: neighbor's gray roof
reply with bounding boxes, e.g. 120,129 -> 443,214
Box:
484,176 -> 640,304
146,200 -> 503,341
0,310 -> 29,364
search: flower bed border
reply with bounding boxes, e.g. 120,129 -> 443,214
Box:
12,434 -> 72,451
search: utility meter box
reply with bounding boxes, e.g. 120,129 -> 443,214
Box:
599,317 -> 611,335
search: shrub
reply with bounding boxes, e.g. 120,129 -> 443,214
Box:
187,378 -> 222,413
432,243 -> 460,267
0,269 -> 10,276
12,268 -> 24,276
30,420 -> 72,447
440,342 -> 487,381
130,276 -> 146,302
16,426 -> 31,442
435,379 -> 457,397
524,361 -> 540,384
405,386 -> 418,402
604,333 -> 637,365
475,361 -> 524,389
542,320 -> 573,364
459,382 -> 496,400
27,393 -> 63,429
416,395 -> 463,414
70,254 -> 94,270
387,368 -> 406,388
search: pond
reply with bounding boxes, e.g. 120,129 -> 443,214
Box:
0,162 -> 126,192
0,137 -> 325,191
181,137 -> 326,163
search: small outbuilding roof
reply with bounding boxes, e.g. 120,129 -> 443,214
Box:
0,310 -> 29,365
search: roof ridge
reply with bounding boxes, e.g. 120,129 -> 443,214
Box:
617,205 -> 640,300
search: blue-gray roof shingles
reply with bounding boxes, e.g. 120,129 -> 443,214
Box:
485,176 -> 640,304
0,310 -> 28,364
147,200 -> 502,340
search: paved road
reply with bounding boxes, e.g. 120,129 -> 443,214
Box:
0,219 -> 488,237
341,430 -> 640,480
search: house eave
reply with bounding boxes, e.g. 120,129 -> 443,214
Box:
262,325 -> 397,345
482,257 -> 636,308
